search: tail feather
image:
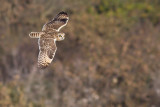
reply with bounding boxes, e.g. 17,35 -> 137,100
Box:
29,32 -> 45,38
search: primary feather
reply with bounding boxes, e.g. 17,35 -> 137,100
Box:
42,11 -> 69,32
38,38 -> 57,68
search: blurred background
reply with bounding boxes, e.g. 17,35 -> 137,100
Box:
0,0 -> 160,107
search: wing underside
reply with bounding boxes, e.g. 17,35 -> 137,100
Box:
38,38 -> 57,68
42,11 -> 69,32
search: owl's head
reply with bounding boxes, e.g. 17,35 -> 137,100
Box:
56,33 -> 65,41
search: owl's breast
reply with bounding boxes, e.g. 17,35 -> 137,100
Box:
38,38 -> 55,50
40,33 -> 57,39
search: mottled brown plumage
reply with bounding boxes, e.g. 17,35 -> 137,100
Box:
38,38 -> 57,68
29,11 -> 69,68
42,11 -> 69,32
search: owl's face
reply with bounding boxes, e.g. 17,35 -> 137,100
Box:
56,33 -> 65,41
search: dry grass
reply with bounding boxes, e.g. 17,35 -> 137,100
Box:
0,0 -> 160,107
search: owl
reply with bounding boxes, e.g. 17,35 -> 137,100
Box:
29,11 -> 69,68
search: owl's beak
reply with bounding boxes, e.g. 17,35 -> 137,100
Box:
62,34 -> 65,39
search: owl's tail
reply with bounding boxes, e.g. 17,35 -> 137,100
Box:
29,32 -> 45,38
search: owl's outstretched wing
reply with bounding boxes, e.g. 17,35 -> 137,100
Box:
42,11 -> 69,32
38,38 -> 57,68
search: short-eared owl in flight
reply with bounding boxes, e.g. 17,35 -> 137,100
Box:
29,12 -> 69,68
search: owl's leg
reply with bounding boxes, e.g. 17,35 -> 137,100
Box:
29,32 -> 45,38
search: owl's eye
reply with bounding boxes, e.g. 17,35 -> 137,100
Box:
59,35 -> 62,37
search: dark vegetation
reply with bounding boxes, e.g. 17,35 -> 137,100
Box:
0,0 -> 160,107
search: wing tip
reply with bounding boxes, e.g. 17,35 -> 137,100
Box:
59,11 -> 68,15
38,63 -> 50,69
56,11 -> 68,19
